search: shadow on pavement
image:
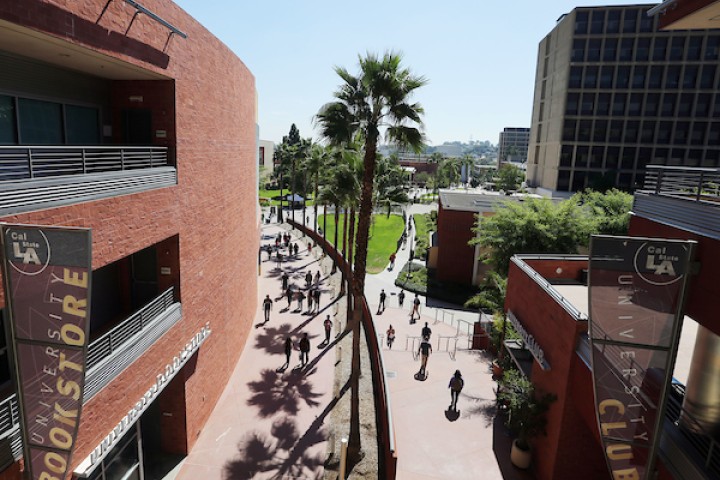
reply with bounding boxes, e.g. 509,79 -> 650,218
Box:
246,368 -> 323,418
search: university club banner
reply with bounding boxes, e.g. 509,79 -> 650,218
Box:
0,225 -> 91,480
588,235 -> 695,480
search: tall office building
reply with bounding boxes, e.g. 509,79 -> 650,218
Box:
527,4 -> 720,195
497,127 -> 530,167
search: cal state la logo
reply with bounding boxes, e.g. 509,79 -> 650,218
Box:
5,228 -> 51,276
633,242 -> 686,286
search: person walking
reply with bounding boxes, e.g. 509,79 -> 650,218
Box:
323,315 -> 332,343
421,322 -> 432,340
378,289 -> 387,313
286,287 -> 293,309
296,291 -> 305,311
281,271 -> 290,290
293,243 -> 299,256
386,325 -> 396,349
389,252 -> 396,269
307,290 -> 314,312
418,337 -> 432,375
299,333 -> 310,366
448,370 -> 464,411
262,295 -> 273,323
411,294 -> 421,323
307,241 -> 313,255
305,271 -> 313,289
398,290 -> 405,308
276,250 -> 283,268
314,289 -> 321,311
284,337 -> 293,365
314,270 -> 321,286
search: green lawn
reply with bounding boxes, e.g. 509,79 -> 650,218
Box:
259,189 -> 314,207
318,213 -> 404,274
412,213 -> 431,259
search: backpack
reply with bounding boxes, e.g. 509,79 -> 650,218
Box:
450,377 -> 463,393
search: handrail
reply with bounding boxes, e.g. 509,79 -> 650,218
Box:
0,145 -> 169,183
641,165 -> 720,203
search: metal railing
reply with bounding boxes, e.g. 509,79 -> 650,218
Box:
87,287 -> 175,370
0,393 -> 20,440
642,165 -> 720,203
0,145 -> 169,182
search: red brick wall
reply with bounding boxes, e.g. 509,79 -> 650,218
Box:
629,216 -> 720,336
0,0 -> 258,475
435,203 -> 476,284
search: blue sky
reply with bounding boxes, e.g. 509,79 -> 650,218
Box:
174,0 -> 655,145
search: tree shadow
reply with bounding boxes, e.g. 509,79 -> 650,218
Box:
254,323 -> 294,355
462,394 -> 498,427
246,368 -> 323,418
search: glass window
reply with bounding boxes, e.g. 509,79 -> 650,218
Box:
703,149 -> 718,167
600,66 -> 614,88
623,9 -> 638,33
638,148 -> 652,170
683,66 -> 699,90
613,93 -> 627,116
566,93 -> 579,115
0,95 -> 17,144
606,147 -> 620,169
670,37 -> 686,60
616,66 -> 631,89
541,80 -> 547,99
597,93 -> 611,116
572,171 -> 588,191
669,149 -> 685,165
706,36 -> 720,60
700,65 -> 716,89
575,11 -> 589,35
572,39 -> 586,62
618,173 -> 633,189
678,94 -> 694,117
65,105 -> 99,145
607,10 -> 621,33
714,95 -> 720,118
576,146 -> 589,167
563,120 -> 577,142
624,121 -> 639,143
674,121 -> 689,144
648,66 -> 664,88
696,93 -> 711,116
653,37 -> 667,61
569,66 -> 582,89
578,120 -> 592,142
18,98 -> 63,144
584,66 -> 598,89
687,149 -> 702,167
560,145 -> 573,167
662,94 -> 677,116
619,38 -> 634,61
628,93 -> 643,116
691,122 -> 707,145
591,10 -> 605,34
665,66 -> 681,89
645,93 -> 660,116
609,121 -> 623,142
590,146 -> 604,168
593,121 -> 607,143
641,121 -> 656,143
587,39 -> 602,61
654,148 -> 669,163
603,38 -> 618,62
636,38 -> 650,61
581,93 -> 595,115
621,147 -> 637,169
639,12 -> 654,32
558,169 -> 571,191
632,66 -> 647,89
657,122 -> 673,143
687,36 -> 703,60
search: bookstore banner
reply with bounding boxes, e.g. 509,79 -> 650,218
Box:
1,225 -> 92,480
588,235 -> 695,480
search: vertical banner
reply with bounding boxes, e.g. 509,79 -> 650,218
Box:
0,224 -> 92,480
588,235 -> 695,480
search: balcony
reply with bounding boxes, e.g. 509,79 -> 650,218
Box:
0,145 -> 177,216
0,287 -> 181,466
634,165 -> 720,240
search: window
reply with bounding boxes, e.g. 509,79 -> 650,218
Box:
654,148 -> 669,164
563,120 -> 576,142
538,103 -> 545,120
0,310 -> 13,387
593,121 -> 607,143
696,94 -> 711,116
536,124 -> 543,143
569,67 -> 582,88
687,37 -> 703,60
590,146 -> 604,168
691,122 -> 707,145
607,10 -> 621,33
541,80 -> 547,100
558,169 -> 571,191
576,146 -> 589,167
566,93 -> 579,115
603,38 -> 618,62
674,122 -> 689,144
687,149 -> 702,167
590,10 -> 605,34
665,66 -> 681,89
65,105 -> 100,144
572,171 -> 588,191
616,67 -> 631,89
714,95 -> 720,118
597,93 -> 611,116
624,121 -> 639,143
632,66 -> 647,89
621,147 -> 637,169
606,147 -> 620,169
584,67 -> 598,89
653,37 -> 668,61
700,65 -> 716,89
560,145 -> 574,167
645,93 -> 660,116
708,123 -> 720,143
657,122 -> 673,143
683,66 -> 699,89
638,148 -> 652,170
670,37 -> 686,60
635,38 -> 650,61
703,149 -> 719,167
613,93 -> 627,116
609,121 -> 623,142
639,12 -> 654,32
587,39 -> 602,61
578,120 -> 592,142
0,95 -> 16,144
600,66 -> 614,88
662,94 -> 677,116
619,38 -> 634,61
18,98 -> 63,144
648,66 -> 664,88
678,94 -> 694,117
705,36 -> 720,60
572,39 -> 586,62
641,121 -> 656,143
628,93 -> 643,116
623,9 -> 638,33
575,11 -> 589,35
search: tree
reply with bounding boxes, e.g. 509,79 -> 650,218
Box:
575,188 -> 633,236
464,271 -> 507,312
305,144 -> 330,233
496,164 -> 524,192
459,154 -> 475,186
315,51 -> 426,460
375,154 -> 409,217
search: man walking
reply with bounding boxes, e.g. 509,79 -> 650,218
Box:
262,295 -> 273,323
421,322 -> 432,340
281,271 -> 290,291
378,289 -> 387,313
286,287 -> 293,309
296,291 -> 305,311
323,315 -> 332,344
411,294 -> 421,323
299,333 -> 310,366
418,337 -> 432,375
305,271 -> 313,289
448,370 -> 464,411
314,289 -> 321,312
308,289 -> 314,312
314,270 -> 321,286
398,290 -> 405,308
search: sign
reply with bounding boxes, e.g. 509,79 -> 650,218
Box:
507,311 -> 550,370
588,235 -> 696,480
0,224 -> 92,480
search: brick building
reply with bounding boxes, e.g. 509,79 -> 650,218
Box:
0,1 -> 258,479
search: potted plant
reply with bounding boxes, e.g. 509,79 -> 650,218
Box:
497,369 -> 556,469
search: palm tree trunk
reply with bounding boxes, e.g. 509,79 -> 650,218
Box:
302,172 -> 308,231
279,171 -> 284,222
314,177 -> 319,232
341,207 -> 349,295
291,159 -> 296,223
346,207 -> 356,320
333,204 -> 340,253
323,204 -> 327,242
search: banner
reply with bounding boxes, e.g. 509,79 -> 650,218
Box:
588,235 -> 695,480
1,224 -> 92,480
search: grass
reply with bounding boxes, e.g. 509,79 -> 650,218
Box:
318,213 -> 404,274
259,188 -> 314,206
395,262 -> 428,294
412,213 -> 431,259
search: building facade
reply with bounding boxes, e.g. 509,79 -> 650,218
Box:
527,4 -> 720,194
0,1 -> 258,479
497,127 -> 530,167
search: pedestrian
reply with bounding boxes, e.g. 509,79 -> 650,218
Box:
262,294 -> 273,323
281,271 -> 289,290
286,287 -> 293,308
314,270 -> 321,286
266,245 -> 273,260
408,220 -> 413,232
324,315 -> 332,343
422,322 -> 432,341
296,291 -> 305,311
389,252 -> 396,269
299,333 -> 310,366
307,241 -> 312,255
308,289 -> 314,312
314,289 -> 321,311
418,337 -> 432,375
386,325 -> 396,349
290,242 -> 296,256
411,294 -> 421,323
284,337 -> 293,365
293,243 -> 299,256
276,251 -> 283,267
378,289 -> 387,313
305,271 -> 313,288
398,290 -> 405,307
448,370 -> 464,411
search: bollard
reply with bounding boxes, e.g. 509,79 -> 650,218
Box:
339,437 -> 348,479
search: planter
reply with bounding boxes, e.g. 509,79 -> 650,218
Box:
491,360 -> 504,378
510,439 -> 532,469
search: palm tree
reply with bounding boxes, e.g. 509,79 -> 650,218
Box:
460,154 -> 475,187
375,154 -> 409,217
315,51 -> 426,460
306,144 -> 330,233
